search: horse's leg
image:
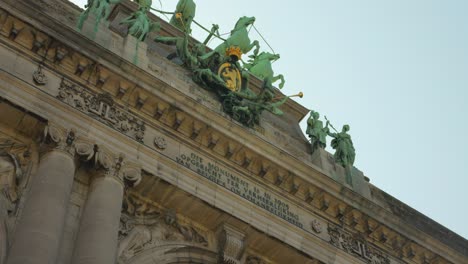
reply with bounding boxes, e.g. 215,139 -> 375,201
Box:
272,74 -> 285,89
245,40 -> 260,56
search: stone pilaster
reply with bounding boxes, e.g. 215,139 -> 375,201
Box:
72,146 -> 141,264
6,124 -> 92,264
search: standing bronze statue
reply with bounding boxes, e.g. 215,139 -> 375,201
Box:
326,119 -> 355,185
305,110 -> 329,153
170,0 -> 196,33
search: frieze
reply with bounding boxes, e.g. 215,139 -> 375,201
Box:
328,225 -> 390,264
56,79 -> 145,142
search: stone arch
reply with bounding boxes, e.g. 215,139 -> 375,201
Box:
123,243 -> 218,264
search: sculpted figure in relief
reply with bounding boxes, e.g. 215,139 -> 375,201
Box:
0,147 -> 23,264
118,197 -> 208,262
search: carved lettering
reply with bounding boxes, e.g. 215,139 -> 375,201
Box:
176,152 -> 303,229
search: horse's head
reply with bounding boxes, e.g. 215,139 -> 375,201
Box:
234,16 -> 256,30
256,52 -> 280,62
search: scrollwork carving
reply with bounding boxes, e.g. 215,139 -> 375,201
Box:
57,79 -> 146,143
74,140 -> 94,161
121,162 -> 142,188
94,145 -> 114,171
43,124 -> 75,156
328,225 -> 390,264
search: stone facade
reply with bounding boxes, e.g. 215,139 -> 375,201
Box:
0,0 -> 466,263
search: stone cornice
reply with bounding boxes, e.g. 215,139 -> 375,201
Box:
0,1 -> 466,263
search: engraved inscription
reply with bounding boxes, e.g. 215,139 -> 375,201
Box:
176,152 -> 302,228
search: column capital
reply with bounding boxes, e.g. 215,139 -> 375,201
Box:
93,145 -> 142,188
41,123 -> 76,158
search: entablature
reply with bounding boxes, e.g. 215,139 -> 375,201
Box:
0,1 -> 466,263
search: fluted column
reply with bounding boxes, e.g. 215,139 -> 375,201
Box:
72,147 -> 141,264
6,125 -> 82,264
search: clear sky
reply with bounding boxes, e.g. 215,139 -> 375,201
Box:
71,0 -> 468,239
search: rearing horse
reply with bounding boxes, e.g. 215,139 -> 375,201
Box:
244,52 -> 285,88
200,16 -> 260,62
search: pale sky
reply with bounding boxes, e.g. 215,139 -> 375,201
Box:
71,0 -> 468,239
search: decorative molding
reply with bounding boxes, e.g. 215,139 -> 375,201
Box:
218,224 -> 245,264
32,65 -> 47,85
56,79 -> 146,143
311,219 -> 322,234
328,225 -> 390,264
42,123 -> 76,156
153,136 -> 167,150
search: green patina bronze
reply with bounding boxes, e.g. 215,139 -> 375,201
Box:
306,110 -> 328,153
326,120 -> 356,185
77,0 -> 121,32
244,52 -> 285,89
154,15 -> 291,127
199,16 -> 259,63
224,79 -> 290,127
120,0 -> 160,41
76,1 -> 293,128
169,0 -> 196,33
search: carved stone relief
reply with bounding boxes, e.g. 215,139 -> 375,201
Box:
218,224 -> 245,264
0,136 -> 33,264
118,193 -> 209,263
328,225 -> 390,264
57,79 -> 145,142
32,64 -> 47,85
